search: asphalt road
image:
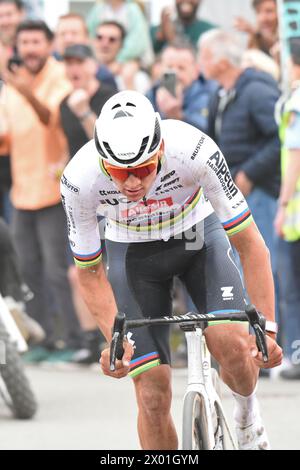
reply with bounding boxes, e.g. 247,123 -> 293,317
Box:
0,364 -> 299,450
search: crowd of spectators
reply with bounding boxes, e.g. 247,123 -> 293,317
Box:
0,0 -> 300,379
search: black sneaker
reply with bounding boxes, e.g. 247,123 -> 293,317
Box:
72,329 -> 107,365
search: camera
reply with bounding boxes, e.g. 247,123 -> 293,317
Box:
7,55 -> 23,72
161,71 -> 177,97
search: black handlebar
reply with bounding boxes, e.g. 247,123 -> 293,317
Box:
245,305 -> 268,362
109,312 -> 126,371
109,304 -> 269,371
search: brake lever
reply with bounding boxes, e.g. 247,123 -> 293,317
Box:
245,304 -> 268,363
110,312 -> 126,372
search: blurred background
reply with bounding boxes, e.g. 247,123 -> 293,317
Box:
1,0 -> 300,449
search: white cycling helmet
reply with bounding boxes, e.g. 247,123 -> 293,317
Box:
94,90 -> 162,168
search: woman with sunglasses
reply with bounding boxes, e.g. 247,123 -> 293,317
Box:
60,90 -> 282,450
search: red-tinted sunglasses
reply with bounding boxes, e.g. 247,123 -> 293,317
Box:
103,156 -> 159,182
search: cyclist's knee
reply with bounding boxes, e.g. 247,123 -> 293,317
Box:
209,330 -> 251,372
223,336 -> 251,371
134,365 -> 172,417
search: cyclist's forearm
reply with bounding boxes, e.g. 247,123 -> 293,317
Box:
76,263 -> 118,341
230,223 -> 275,322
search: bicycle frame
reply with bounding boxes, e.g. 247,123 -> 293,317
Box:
0,293 -> 27,353
184,327 -> 237,450
110,306 -> 268,450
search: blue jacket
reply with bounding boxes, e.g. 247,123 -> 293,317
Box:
147,75 -> 217,133
207,68 -> 281,198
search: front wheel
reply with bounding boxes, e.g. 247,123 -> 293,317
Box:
182,391 -> 210,450
0,317 -> 38,419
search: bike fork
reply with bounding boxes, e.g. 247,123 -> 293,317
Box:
184,329 -> 216,449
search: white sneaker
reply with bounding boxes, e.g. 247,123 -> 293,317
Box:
236,416 -> 271,450
4,297 -> 45,344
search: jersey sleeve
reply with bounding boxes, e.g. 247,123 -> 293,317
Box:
179,122 -> 254,237
60,142 -> 102,268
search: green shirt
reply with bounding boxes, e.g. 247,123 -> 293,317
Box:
151,19 -> 216,54
86,0 -> 152,63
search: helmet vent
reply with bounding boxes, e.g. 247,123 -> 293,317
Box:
126,102 -> 136,107
103,142 -> 116,159
112,104 -> 121,110
94,127 -> 107,159
135,136 -> 150,161
114,110 -> 133,119
149,117 -> 161,154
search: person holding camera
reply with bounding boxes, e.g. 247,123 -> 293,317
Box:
151,0 -> 215,56
147,42 -> 217,133
0,20 -> 84,359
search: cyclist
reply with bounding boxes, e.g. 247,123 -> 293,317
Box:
61,90 -> 282,450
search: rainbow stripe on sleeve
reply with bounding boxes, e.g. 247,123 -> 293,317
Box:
73,248 -> 103,268
222,208 -> 253,237
129,352 -> 161,378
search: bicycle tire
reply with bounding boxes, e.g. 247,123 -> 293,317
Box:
0,317 -> 38,419
214,402 -> 228,450
211,369 -> 232,450
182,391 -> 210,450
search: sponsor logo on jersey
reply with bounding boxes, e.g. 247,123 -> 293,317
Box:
191,136 -> 205,161
99,196 -> 131,206
68,209 -> 76,232
164,177 -> 180,188
62,194 -> 77,236
221,286 -> 234,301
121,197 -> 173,218
99,190 -> 121,197
61,175 -> 80,194
161,170 -> 176,183
155,185 -> 184,195
232,199 -> 245,210
156,177 -> 181,192
207,152 -> 238,200
61,195 -> 71,235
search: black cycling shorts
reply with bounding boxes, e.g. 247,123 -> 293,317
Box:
106,213 -> 246,378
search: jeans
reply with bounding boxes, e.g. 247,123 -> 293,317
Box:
12,204 -> 83,349
277,239 -> 300,360
0,189 -> 12,224
0,217 -> 24,301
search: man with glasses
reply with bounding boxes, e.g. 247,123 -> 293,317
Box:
61,90 -> 282,450
55,13 -> 117,90
94,20 -> 151,94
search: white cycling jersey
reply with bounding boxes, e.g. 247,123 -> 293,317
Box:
61,120 -> 253,268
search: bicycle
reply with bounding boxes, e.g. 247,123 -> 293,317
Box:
0,293 -> 37,420
109,305 -> 268,450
